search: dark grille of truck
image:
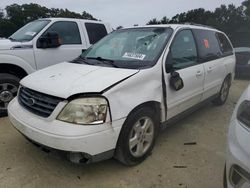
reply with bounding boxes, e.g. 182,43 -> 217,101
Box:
18,87 -> 63,118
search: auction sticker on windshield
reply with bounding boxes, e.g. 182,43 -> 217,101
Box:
122,52 -> 146,60
25,32 -> 36,36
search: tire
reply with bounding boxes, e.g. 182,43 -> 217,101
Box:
0,73 -> 20,117
213,76 -> 231,106
114,107 -> 159,166
223,165 -> 228,188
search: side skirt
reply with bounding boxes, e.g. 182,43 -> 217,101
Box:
161,94 -> 218,130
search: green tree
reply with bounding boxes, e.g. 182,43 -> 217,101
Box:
243,0 -> 250,17
0,3 -> 97,38
0,9 -> 4,19
160,16 -> 169,24
147,1 -> 250,47
147,18 -> 161,25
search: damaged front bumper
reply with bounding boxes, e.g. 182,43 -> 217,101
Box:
8,98 -> 125,163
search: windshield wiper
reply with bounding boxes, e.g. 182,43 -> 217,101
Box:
8,37 -> 18,42
86,57 -> 119,68
71,56 -> 93,65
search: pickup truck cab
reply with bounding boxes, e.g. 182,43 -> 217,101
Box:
0,18 -> 112,115
8,24 -> 235,165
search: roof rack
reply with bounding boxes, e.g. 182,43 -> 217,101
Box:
183,22 -> 215,29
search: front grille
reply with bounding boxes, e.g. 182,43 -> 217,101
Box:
18,87 -> 63,118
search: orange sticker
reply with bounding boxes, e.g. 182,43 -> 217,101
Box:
204,39 -> 210,49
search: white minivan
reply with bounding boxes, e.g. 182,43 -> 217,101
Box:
8,24 -> 235,165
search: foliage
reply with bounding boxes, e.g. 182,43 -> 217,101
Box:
0,3 -> 97,37
147,0 -> 250,47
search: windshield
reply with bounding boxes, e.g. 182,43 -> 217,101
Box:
9,20 -> 50,42
80,27 -> 173,69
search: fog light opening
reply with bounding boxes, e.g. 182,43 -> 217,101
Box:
68,152 -> 91,164
230,165 -> 250,187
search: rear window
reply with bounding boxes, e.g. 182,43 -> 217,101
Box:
85,23 -> 108,44
193,29 -> 221,62
216,32 -> 233,56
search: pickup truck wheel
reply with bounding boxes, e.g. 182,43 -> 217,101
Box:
213,77 -> 230,106
0,73 -> 20,117
115,107 -> 159,166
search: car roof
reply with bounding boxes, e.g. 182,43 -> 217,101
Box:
38,17 -> 107,24
123,24 -> 220,32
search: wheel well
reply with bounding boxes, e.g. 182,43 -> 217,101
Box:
127,101 -> 161,122
0,64 -> 28,79
226,73 -> 232,85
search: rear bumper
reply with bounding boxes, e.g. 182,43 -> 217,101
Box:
8,98 -> 124,157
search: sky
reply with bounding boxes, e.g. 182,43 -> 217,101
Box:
0,0 -> 244,28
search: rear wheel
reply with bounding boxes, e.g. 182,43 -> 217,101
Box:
0,73 -> 19,117
115,107 -> 159,166
213,76 -> 231,106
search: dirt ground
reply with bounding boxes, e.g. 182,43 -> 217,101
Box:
0,79 -> 249,188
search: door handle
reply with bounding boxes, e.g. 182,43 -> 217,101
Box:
207,67 -> 213,73
196,71 -> 203,77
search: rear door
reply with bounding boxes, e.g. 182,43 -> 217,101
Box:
34,21 -> 85,70
84,23 -> 108,46
165,29 -> 205,119
192,29 -> 227,100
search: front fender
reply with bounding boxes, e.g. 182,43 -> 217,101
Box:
104,65 -> 163,125
0,54 -> 36,74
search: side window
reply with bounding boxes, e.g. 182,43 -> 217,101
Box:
216,33 -> 233,56
45,21 -> 81,45
85,23 -> 108,44
170,30 -> 198,70
193,29 -> 221,62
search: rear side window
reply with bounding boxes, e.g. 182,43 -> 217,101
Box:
216,33 -> 233,56
85,23 -> 108,44
45,21 -> 81,45
193,29 -> 221,62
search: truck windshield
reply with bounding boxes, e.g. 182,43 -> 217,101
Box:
9,20 -> 50,42
80,27 -> 173,69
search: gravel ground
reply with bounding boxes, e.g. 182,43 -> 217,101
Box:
0,79 -> 249,188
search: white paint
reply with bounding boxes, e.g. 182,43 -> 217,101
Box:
8,24 -> 236,159
21,62 -> 139,99
226,84 -> 250,187
0,17 -> 112,73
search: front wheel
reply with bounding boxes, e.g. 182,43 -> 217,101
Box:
213,77 -> 231,106
115,107 -> 159,166
0,73 -> 20,117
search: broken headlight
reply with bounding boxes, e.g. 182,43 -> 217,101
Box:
57,97 -> 108,125
237,100 -> 250,128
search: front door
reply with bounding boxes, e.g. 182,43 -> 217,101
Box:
164,29 -> 205,119
34,21 -> 85,70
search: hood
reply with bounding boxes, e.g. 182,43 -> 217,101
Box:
21,62 -> 139,99
0,39 -> 22,50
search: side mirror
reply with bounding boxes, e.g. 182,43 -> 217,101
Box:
169,72 -> 184,91
37,32 -> 61,49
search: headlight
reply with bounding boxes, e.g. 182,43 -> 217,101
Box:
57,97 -> 108,125
237,100 -> 250,128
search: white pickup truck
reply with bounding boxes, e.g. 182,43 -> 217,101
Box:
0,18 -> 112,115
